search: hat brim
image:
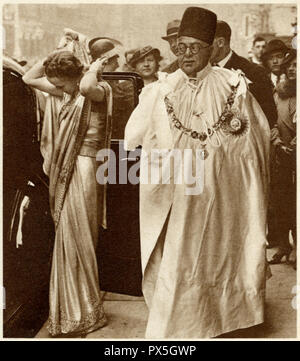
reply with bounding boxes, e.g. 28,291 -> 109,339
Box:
262,46 -> 289,61
104,48 -> 120,60
91,49 -> 120,61
130,48 -> 163,67
162,33 -> 178,41
88,37 -> 123,51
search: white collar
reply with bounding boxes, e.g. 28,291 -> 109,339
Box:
252,57 -> 262,65
180,63 -> 212,85
271,73 -> 278,87
218,50 -> 233,68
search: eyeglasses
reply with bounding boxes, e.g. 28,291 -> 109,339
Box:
177,43 -> 210,55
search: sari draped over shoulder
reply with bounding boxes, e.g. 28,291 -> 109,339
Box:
41,81 -> 112,336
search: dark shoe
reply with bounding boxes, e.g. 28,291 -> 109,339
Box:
266,239 -> 278,249
268,251 -> 291,264
266,243 -> 275,249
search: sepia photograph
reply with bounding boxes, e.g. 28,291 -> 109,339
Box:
1,1 -> 298,342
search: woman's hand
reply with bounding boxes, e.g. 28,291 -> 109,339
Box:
88,57 -> 109,74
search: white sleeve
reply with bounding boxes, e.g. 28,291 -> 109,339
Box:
124,83 -> 159,150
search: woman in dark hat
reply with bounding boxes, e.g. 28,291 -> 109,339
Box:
129,46 -> 163,85
268,48 -> 296,268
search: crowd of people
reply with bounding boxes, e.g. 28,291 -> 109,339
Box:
16,6 -> 297,338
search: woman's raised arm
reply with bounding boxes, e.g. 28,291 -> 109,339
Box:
22,59 -> 63,97
80,58 -> 108,102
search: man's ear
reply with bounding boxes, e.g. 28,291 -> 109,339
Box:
216,37 -> 226,48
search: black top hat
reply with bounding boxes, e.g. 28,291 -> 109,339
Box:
178,7 -> 217,45
162,20 -> 181,40
262,39 -> 289,61
129,46 -> 163,68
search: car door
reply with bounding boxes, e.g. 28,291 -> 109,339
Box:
3,60 -> 55,337
97,72 -> 144,296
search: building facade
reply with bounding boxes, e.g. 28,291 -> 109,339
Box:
2,3 -> 297,66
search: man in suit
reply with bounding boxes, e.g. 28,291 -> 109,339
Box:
250,36 -> 266,66
161,19 -> 180,73
210,21 -> 277,128
261,40 -> 290,249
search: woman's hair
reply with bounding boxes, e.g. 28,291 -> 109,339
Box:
281,56 -> 296,75
43,50 -> 84,79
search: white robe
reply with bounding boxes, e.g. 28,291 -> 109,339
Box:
125,64 -> 270,338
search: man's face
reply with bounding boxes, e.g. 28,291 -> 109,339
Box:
252,40 -> 266,60
177,36 -> 212,77
267,51 -> 285,75
167,35 -> 178,56
209,37 -> 223,64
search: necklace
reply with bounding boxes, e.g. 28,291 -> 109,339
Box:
164,81 -> 249,160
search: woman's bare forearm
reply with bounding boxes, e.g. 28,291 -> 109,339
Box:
22,60 -> 45,84
80,71 -> 105,102
22,59 -> 63,97
80,58 -> 107,102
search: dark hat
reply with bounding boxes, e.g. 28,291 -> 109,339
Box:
88,36 -> 122,50
262,39 -> 289,61
162,19 -> 181,40
178,7 -> 217,45
129,46 -> 163,68
215,21 -> 232,42
89,38 -> 120,61
281,48 -> 297,69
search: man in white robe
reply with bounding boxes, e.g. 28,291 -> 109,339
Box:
125,7 -> 270,338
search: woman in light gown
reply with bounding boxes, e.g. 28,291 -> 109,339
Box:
23,46 -> 112,336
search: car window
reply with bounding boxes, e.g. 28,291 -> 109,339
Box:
108,79 -> 136,140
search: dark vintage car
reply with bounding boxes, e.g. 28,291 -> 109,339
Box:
3,56 -> 144,337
